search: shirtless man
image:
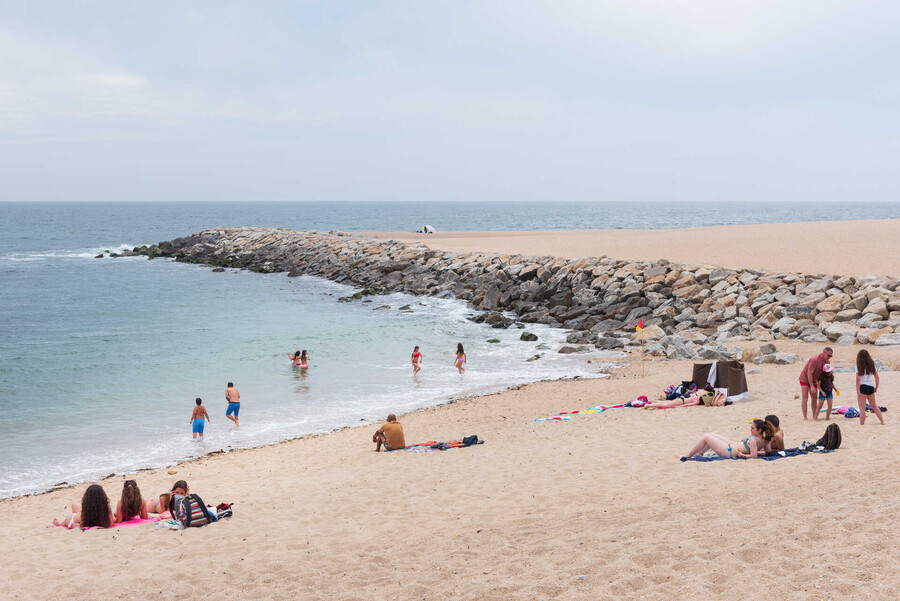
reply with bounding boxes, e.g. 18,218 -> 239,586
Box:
190,397 -> 211,439
225,382 -> 241,428
799,347 -> 832,420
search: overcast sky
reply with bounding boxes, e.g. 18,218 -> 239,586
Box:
1,1 -> 898,202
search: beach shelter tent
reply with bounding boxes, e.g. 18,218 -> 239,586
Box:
691,360 -> 749,401
422,224 -> 435,233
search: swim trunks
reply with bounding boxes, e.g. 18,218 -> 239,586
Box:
226,402 -> 240,417
192,418 -> 205,434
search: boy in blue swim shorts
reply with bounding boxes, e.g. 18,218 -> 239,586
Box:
225,382 -> 241,428
190,397 -> 210,439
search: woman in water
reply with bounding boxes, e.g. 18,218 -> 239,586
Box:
681,419 -> 775,460
114,479 -> 148,522
53,484 -> 117,528
411,346 -> 423,375
288,349 -> 311,369
454,343 -> 466,374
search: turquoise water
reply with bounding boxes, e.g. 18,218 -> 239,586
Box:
1,201 -> 897,498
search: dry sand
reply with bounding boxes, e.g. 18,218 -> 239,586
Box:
1,221 -> 898,601
366,219 -> 900,277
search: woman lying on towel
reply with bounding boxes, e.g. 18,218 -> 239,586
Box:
643,386 -> 725,410
681,419 -> 775,460
52,484 -> 117,529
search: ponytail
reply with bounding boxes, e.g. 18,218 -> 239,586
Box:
752,419 -> 775,444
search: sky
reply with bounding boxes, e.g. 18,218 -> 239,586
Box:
1,1 -> 898,202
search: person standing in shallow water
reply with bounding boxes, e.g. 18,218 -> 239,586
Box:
191,397 -> 210,439
411,346 -> 423,375
454,343 -> 466,374
225,382 -> 240,428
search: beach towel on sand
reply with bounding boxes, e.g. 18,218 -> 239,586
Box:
51,516 -> 159,530
535,403 -> 627,422
388,439 -> 485,452
681,446 -> 834,462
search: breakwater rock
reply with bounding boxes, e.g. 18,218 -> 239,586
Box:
121,228 -> 900,355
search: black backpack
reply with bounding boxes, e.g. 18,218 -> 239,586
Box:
815,423 -> 842,451
172,493 -> 215,527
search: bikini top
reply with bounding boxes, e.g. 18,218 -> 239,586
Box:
742,435 -> 757,453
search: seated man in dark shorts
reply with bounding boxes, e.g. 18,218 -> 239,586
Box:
373,413 -> 405,452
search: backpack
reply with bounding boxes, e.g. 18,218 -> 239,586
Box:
172,493 -> 215,527
815,423 -> 842,451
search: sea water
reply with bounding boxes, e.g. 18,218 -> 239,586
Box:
1,201 -> 897,498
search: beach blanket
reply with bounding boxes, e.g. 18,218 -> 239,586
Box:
389,440 -> 485,452
535,403 -> 628,422
51,515 -> 159,530
681,446 -> 834,462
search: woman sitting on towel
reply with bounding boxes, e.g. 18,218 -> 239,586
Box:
114,479 -> 149,522
643,386 -> 724,410
53,484 -> 117,528
681,419 -> 775,460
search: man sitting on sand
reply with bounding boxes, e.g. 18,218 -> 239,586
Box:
373,413 -> 405,452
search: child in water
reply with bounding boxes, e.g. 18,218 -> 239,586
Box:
455,343 -> 467,374
411,346 -> 423,374
191,397 -> 211,439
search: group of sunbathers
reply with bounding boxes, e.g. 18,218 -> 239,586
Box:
682,415 -> 785,460
52,479 -> 193,529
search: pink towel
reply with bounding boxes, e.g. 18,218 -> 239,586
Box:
51,516 -> 159,530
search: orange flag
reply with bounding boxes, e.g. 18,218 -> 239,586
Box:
636,319 -> 644,332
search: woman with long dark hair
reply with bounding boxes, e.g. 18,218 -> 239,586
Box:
114,480 -> 148,522
856,350 -> 885,425
681,420 -> 775,460
53,484 -> 116,528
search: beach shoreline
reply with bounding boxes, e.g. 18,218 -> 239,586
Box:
2,220 -> 898,601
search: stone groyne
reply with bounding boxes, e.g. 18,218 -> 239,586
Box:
115,228 -> 900,359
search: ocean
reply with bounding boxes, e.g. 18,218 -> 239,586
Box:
1,201 -> 897,498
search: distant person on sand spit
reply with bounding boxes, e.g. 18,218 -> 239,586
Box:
289,349 -> 310,369
53,484 -> 116,529
225,382 -> 240,428
373,413 -> 406,452
799,347 -> 832,420
411,346 -> 423,375
191,397 -> 211,439
455,343 -> 467,374
114,479 -> 148,522
681,419 -> 775,460
856,350 -> 885,425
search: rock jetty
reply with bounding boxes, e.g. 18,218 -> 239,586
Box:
113,228 -> 900,357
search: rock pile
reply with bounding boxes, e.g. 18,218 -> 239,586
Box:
117,228 -> 900,355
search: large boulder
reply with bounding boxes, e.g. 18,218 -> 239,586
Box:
863,300 -> 889,318
816,294 -> 851,313
632,324 -> 665,341
874,333 -> 900,346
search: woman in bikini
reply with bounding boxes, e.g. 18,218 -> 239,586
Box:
288,350 -> 311,370
681,419 -> 775,460
114,479 -> 149,522
53,484 -> 117,528
411,346 -> 423,375
642,386 -> 724,410
145,492 -> 171,515
454,343 -> 466,374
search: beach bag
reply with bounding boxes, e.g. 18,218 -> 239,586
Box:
172,493 -> 215,527
815,423 -> 842,451
462,435 -> 479,446
845,407 -> 860,419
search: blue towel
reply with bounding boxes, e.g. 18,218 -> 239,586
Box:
681,447 -> 833,462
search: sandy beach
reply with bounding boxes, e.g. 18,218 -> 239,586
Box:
2,220 -> 898,601
367,219 -> 900,277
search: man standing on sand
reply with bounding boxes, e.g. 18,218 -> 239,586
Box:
799,347 -> 833,420
372,413 -> 405,452
225,382 -> 241,428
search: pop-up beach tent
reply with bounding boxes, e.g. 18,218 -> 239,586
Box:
422,224 -> 435,233
691,360 -> 749,401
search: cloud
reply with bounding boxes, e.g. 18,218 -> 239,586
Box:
80,73 -> 147,88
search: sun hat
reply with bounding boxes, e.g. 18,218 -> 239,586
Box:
823,363 -> 833,373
